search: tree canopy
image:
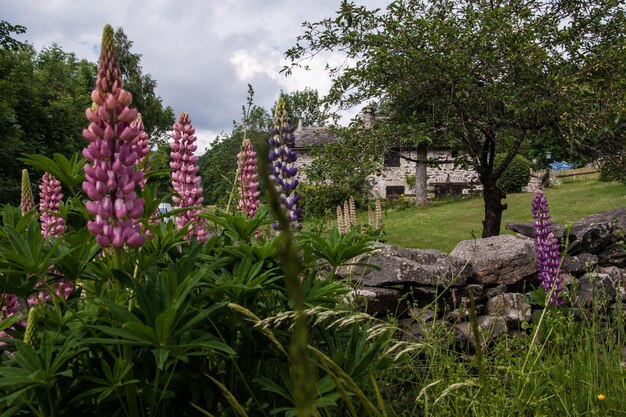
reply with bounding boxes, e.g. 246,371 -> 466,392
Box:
0,23 -> 175,206
285,0 -> 625,236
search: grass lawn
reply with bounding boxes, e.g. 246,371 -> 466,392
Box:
381,175 -> 626,252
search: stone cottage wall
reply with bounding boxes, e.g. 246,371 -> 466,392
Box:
293,147 -> 481,199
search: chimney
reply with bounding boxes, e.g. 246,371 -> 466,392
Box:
363,106 -> 375,129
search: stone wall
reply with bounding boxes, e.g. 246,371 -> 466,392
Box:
338,207 -> 626,351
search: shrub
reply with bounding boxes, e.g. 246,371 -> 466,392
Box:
300,183 -> 353,218
599,160 -> 626,183
495,153 -> 531,193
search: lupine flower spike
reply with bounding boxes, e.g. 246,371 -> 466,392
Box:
269,97 -> 301,230
82,24 -> 146,249
237,138 -> 261,218
337,205 -> 345,234
21,169 -> 35,215
349,196 -> 357,227
375,197 -> 382,231
39,172 -> 65,238
532,190 -> 563,306
131,113 -> 150,190
170,112 -> 208,242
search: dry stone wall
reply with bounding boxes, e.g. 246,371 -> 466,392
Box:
339,207 -> 626,351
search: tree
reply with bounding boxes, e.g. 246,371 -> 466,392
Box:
199,86 -> 272,205
285,0 -> 624,236
272,88 -> 335,127
113,28 -> 174,141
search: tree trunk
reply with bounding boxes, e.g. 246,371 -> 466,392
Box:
481,178 -> 507,237
414,143 -> 429,207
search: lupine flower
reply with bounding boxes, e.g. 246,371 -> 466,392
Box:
268,98 -> 301,230
237,138 -> 261,218
375,197 -> 382,231
27,278 -> 73,307
0,293 -> 24,348
170,112 -> 208,242
337,205 -> 345,234
20,169 -> 35,215
39,172 -> 65,238
82,25 -> 146,249
343,200 -> 351,231
131,113 -> 150,190
349,196 -> 357,227
532,190 -> 563,306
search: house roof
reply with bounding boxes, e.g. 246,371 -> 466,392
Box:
294,126 -> 340,148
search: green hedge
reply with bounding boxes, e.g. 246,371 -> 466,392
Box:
495,153 -> 531,193
300,183 -> 353,219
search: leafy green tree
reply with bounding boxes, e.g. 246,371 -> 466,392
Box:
113,28 -> 174,141
285,0 -> 624,236
272,88 -> 335,127
199,86 -> 272,206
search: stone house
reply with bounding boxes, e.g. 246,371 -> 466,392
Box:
293,115 -> 481,199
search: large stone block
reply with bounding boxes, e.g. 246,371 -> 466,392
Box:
340,244 -> 472,287
450,235 -> 536,285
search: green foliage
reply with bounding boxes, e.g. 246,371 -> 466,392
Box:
495,153 -> 531,193
272,88 -> 335,127
0,167 -> 405,415
112,28 -> 175,140
598,160 -> 626,184
286,0 -> 625,236
299,183 -> 352,219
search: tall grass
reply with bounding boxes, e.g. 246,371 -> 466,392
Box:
382,298 -> 626,416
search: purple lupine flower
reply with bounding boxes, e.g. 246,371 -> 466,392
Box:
532,190 -> 563,306
131,113 -> 150,190
21,169 -> 35,215
269,98 -> 301,230
170,112 -> 208,242
39,172 -> 65,239
237,138 -> 261,218
82,25 -> 145,249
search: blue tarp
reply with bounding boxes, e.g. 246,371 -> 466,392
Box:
549,161 -> 578,171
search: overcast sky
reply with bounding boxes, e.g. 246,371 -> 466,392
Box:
1,0 -> 390,152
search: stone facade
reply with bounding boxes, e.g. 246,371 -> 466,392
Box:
293,124 -> 481,199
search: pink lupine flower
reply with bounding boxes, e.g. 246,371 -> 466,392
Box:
27,277 -> 73,307
131,113 -> 150,190
237,138 -> 261,218
81,25 -> 145,249
39,172 -> 65,238
170,112 -> 208,242
1,294 -> 24,348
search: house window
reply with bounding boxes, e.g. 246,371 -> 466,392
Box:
384,152 -> 400,167
386,186 -> 405,199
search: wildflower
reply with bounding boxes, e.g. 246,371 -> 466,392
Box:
268,97 -> 301,230
20,169 -> 35,215
130,113 -> 150,190
375,196 -> 382,231
349,196 -> 357,227
596,394 -> 606,401
337,205 -> 345,234
170,112 -> 208,242
532,190 -> 563,306
39,172 -> 65,238
82,24 -> 145,249
237,138 -> 261,218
